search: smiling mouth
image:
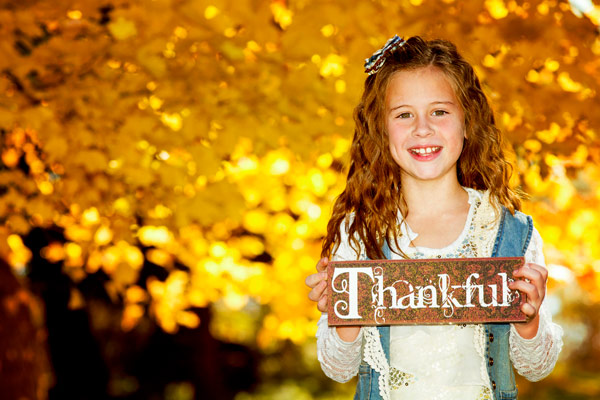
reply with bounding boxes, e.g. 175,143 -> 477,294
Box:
408,146 -> 442,155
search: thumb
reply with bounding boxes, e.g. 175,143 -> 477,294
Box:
316,257 -> 329,273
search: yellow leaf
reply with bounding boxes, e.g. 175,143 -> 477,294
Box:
485,0 -> 509,19
176,310 -> 200,328
73,149 -> 108,172
122,304 -> 144,331
42,135 -> 69,162
113,263 -> 139,288
68,288 -> 85,310
108,16 -> 137,40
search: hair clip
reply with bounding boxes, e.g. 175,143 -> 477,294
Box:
364,35 -> 407,75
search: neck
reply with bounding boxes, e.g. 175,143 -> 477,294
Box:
401,176 -> 467,217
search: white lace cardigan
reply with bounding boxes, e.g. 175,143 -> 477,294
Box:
316,190 -> 564,398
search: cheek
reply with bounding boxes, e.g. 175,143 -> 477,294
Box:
439,120 -> 465,147
387,123 -> 409,144
451,134 -> 465,155
387,130 -> 406,155
454,134 -> 466,163
386,132 -> 406,166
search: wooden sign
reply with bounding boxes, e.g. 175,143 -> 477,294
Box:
327,257 -> 527,326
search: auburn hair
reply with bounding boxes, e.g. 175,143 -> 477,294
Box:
322,36 -> 521,260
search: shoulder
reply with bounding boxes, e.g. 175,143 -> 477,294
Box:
501,208 -> 534,239
339,212 -> 355,236
524,225 -> 544,264
466,187 -> 496,219
332,212 -> 363,262
468,188 -> 500,227
494,203 -> 539,256
512,209 -> 533,224
465,186 -> 485,200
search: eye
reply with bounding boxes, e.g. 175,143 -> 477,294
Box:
432,110 -> 448,116
396,112 -> 412,119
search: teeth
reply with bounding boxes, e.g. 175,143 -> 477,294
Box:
411,147 -> 440,155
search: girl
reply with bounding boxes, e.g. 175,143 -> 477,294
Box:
305,36 -> 563,400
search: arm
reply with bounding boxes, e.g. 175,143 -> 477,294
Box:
509,227 -> 564,381
316,312 -> 363,382
307,257 -> 363,382
306,218 -> 364,381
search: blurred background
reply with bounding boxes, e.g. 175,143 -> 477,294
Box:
1,0 -> 599,399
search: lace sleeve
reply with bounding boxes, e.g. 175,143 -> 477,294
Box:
509,227 -> 564,381
317,313 -> 363,382
316,216 -> 364,382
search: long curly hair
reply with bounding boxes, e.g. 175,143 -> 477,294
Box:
322,36 -> 521,260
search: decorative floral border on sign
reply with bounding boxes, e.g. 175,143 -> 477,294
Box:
327,257 -> 526,326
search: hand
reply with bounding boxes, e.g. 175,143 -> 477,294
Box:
305,257 -> 329,313
306,257 -> 361,342
509,262 -> 548,339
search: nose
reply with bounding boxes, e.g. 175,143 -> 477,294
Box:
412,115 -> 434,138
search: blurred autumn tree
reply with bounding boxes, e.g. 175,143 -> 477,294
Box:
1,0 -> 600,398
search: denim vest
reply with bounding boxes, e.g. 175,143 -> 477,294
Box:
355,207 -> 533,400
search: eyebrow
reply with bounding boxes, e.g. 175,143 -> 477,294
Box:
389,101 -> 457,113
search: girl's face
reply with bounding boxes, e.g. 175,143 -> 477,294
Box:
385,65 -> 465,186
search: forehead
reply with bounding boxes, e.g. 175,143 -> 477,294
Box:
385,66 -> 459,105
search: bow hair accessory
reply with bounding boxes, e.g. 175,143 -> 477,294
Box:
364,35 -> 407,75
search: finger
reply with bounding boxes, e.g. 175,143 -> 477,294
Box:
510,280 -> 543,318
318,295 -> 328,313
526,263 -> 548,283
520,302 -> 537,318
319,287 -> 329,313
308,280 -> 326,302
305,271 -> 327,289
319,287 -> 328,302
509,280 -> 539,303
316,257 -> 329,273
513,265 -> 546,300
513,266 -> 542,283
318,287 -> 328,312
